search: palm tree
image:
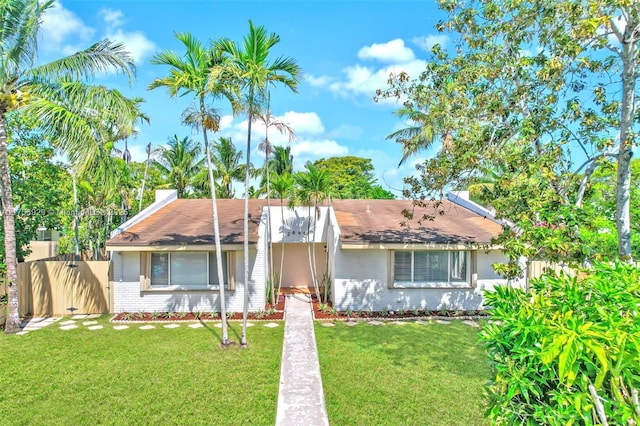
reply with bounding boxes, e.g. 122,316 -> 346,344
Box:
153,135 -> 204,198
256,101 -> 295,305
216,21 -> 301,346
270,172 -> 293,300
210,137 -> 245,198
387,78 -> 456,166
292,163 -> 330,303
272,145 -> 294,176
0,0 -> 139,333
149,32 -> 237,346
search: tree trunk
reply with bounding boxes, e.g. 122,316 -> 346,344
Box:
241,106 -> 253,347
277,199 -> 285,297
616,22 -> 638,261
201,98 -> 230,345
0,117 -> 19,334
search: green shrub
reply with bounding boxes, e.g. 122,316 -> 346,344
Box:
481,260 -> 640,425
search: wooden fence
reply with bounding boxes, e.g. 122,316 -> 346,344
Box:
17,260 -> 113,317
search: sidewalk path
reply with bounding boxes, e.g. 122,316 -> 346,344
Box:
276,294 -> 329,426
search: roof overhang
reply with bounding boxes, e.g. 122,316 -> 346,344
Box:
107,244 -> 248,252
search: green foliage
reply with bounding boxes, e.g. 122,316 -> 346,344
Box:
1,115 -> 71,261
481,260 -> 640,425
313,156 -> 395,199
378,0 -> 639,266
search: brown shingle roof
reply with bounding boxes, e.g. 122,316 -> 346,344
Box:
331,199 -> 502,245
107,199 -> 264,247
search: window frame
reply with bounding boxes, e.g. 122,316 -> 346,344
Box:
142,251 -> 234,291
391,250 -> 474,289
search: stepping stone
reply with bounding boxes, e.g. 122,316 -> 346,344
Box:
16,331 -> 29,335
263,322 -> 279,328
60,320 -> 76,326
321,322 -> 335,327
83,321 -> 98,326
71,314 -> 88,320
139,325 -> 155,330
345,321 -> 358,327
113,325 -> 129,330
415,320 -> 429,325
435,320 -> 452,325
246,322 -> 255,327
85,314 -> 101,319
393,321 -> 409,325
163,324 -> 180,329
188,323 -> 204,329
60,325 -> 78,330
88,325 -> 103,330
463,320 -> 479,328
24,321 -> 53,330
214,323 -> 223,328
368,320 -> 384,326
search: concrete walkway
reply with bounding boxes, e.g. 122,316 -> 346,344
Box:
276,294 -> 329,426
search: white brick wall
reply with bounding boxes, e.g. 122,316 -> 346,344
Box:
112,250 -> 264,313
332,248 -> 516,312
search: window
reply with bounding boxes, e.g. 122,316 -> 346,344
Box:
392,250 -> 471,288
149,252 -> 231,289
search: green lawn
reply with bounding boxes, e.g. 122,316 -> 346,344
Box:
1,317 -> 491,425
315,320 -> 490,426
0,317 -> 283,425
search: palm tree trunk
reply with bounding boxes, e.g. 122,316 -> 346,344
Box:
241,105 -> 253,347
277,198 -> 285,297
201,99 -> 230,345
265,150 -> 275,305
307,204 -> 320,302
0,118 -> 20,334
138,143 -> 151,213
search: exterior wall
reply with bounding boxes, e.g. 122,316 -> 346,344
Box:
24,241 -> 58,261
272,243 -> 327,288
332,248 -> 517,311
112,250 -> 264,313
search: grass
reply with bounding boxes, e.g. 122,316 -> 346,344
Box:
315,320 -> 491,425
0,316 -> 283,425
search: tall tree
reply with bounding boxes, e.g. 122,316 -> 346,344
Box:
256,103 -> 295,305
378,0 -> 639,271
0,0 -> 138,333
313,156 -> 395,199
153,135 -> 204,198
216,20 -> 301,346
272,145 -> 294,176
270,172 -> 293,300
149,32 -> 237,346
291,163 -> 330,303
210,137 -> 245,199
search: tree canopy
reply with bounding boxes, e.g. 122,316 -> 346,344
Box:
378,0 -> 639,272
313,156 -> 395,199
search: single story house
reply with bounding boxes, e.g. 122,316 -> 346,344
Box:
106,190 -> 524,313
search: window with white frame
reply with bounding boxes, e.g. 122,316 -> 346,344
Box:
150,252 -> 230,289
393,250 -> 471,288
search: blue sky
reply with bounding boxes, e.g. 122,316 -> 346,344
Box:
38,1 -> 450,196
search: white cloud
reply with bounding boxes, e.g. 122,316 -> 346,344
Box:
101,8 -> 156,65
40,1 -> 95,53
411,35 -> 449,52
279,111 -> 324,135
329,60 -> 427,99
106,29 -> 157,64
358,39 -> 415,63
306,74 -> 333,87
291,139 -> 349,169
101,8 -> 125,31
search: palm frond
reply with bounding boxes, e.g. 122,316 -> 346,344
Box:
29,39 -> 135,84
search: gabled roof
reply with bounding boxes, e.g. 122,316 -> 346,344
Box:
107,199 -> 263,247
331,199 -> 502,245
